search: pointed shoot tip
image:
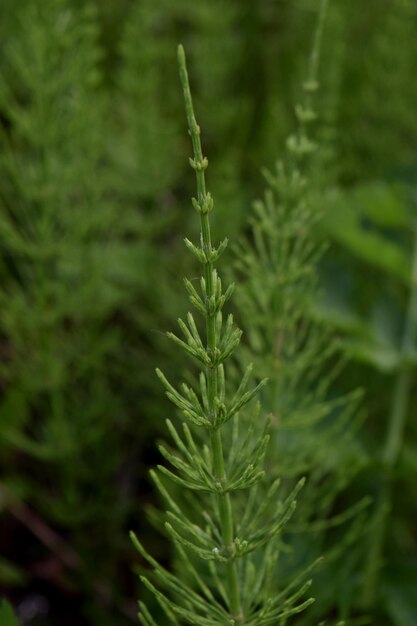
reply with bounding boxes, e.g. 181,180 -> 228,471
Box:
177,43 -> 185,65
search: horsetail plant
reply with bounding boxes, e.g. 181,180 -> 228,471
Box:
131,46 -> 318,626
234,0 -> 367,620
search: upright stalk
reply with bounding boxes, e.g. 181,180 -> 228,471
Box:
362,222 -> 417,607
134,43 -> 312,626
384,225 -> 417,467
178,45 -> 243,623
264,0 -> 328,412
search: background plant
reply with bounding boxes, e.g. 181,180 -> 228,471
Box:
233,2 -> 367,622
0,1 -> 186,623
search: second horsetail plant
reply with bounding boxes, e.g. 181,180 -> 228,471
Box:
234,0 -> 367,621
131,46 -> 317,626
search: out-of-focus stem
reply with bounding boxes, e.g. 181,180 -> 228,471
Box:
362,223 -> 417,607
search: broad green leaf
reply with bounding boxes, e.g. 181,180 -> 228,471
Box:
0,599 -> 19,626
353,182 -> 409,228
323,188 -> 410,283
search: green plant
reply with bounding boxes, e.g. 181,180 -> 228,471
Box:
131,45 -> 321,626
234,1 -> 368,620
0,599 -> 20,626
0,1 -> 153,621
0,0 -> 116,514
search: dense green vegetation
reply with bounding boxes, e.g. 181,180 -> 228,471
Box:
0,0 -> 416,625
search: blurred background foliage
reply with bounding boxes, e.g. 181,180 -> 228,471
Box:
0,0 -> 416,625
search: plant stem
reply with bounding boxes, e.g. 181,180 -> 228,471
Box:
362,222 -> 417,607
384,225 -> 417,467
178,45 -> 243,623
